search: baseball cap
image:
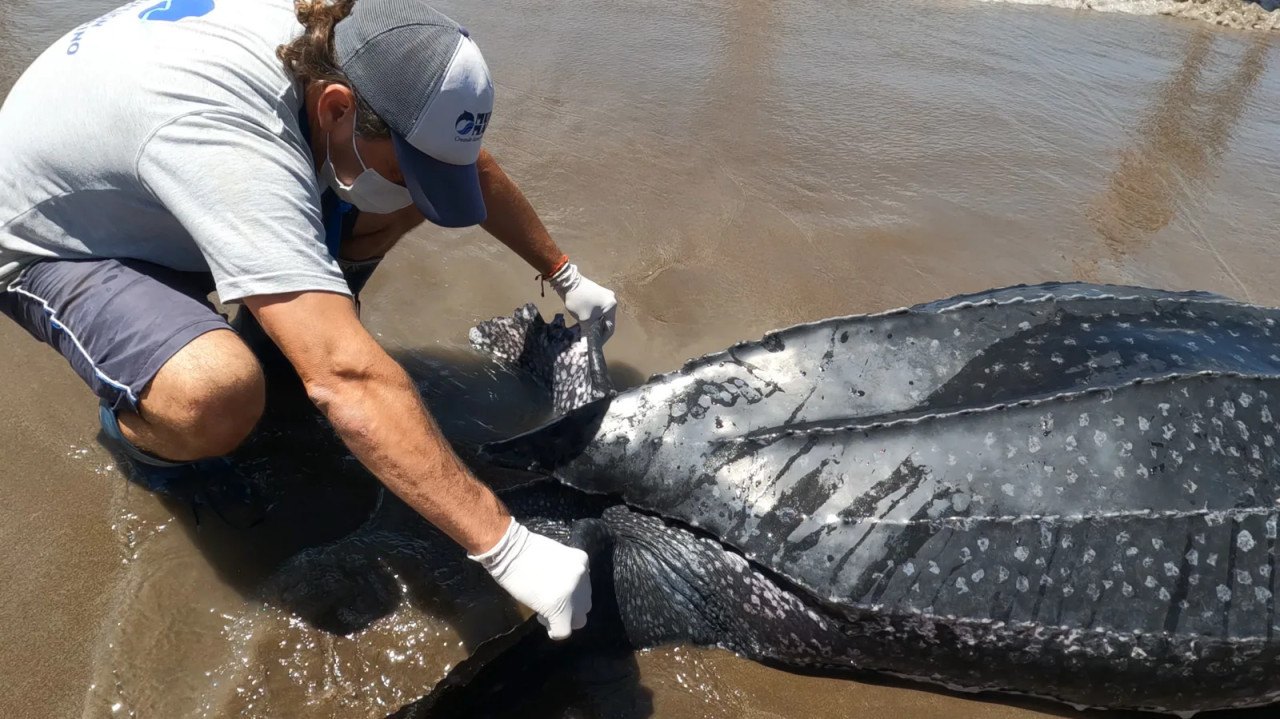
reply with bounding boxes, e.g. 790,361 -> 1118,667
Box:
335,0 -> 493,227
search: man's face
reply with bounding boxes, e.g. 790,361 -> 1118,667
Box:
316,85 -> 405,188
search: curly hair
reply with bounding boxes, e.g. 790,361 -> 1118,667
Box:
277,0 -> 389,138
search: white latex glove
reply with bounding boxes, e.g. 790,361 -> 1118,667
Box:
547,262 -> 618,344
468,518 -> 592,640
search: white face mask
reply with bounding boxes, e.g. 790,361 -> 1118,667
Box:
320,117 -> 414,215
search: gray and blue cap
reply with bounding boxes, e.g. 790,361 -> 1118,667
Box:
336,0 -> 493,227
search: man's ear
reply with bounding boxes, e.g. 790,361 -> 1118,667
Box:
315,83 -> 355,134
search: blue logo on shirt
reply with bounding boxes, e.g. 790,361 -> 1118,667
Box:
139,0 -> 215,22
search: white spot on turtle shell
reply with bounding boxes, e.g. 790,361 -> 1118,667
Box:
1217,585 -> 1232,602
1016,576 -> 1030,593
1164,562 -> 1180,577
1238,530 -> 1257,552
1002,484 -> 1016,497
971,569 -> 985,583
1235,570 -> 1253,586
1079,414 -> 1090,427
1094,430 -> 1108,446
1138,416 -> 1151,431
1014,546 -> 1030,562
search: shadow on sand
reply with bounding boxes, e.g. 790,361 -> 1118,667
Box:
95,335 -> 656,717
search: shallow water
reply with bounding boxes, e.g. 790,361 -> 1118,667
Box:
2,0 -> 1280,717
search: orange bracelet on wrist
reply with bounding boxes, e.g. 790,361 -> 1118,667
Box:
545,254 -> 570,279
536,254 -> 570,297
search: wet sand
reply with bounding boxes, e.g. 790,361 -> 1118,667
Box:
3,0 -> 1280,717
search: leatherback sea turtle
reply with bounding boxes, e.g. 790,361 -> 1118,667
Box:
275,282 -> 1280,717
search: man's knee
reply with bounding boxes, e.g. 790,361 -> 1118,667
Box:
142,329 -> 266,457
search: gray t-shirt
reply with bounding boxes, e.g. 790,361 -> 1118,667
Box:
0,0 -> 349,302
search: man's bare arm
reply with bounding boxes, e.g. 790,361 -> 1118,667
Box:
477,149 -> 566,276
243,289 -> 509,554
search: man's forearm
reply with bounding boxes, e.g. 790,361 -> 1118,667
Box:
477,149 -> 565,276
306,338 -> 511,555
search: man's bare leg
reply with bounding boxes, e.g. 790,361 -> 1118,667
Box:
115,329 -> 267,462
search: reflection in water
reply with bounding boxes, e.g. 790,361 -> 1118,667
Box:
1084,31 -> 1269,293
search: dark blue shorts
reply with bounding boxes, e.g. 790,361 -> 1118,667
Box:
1,256 -> 382,413
1,259 -> 233,412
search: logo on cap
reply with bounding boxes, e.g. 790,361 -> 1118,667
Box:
455,111 -> 490,140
